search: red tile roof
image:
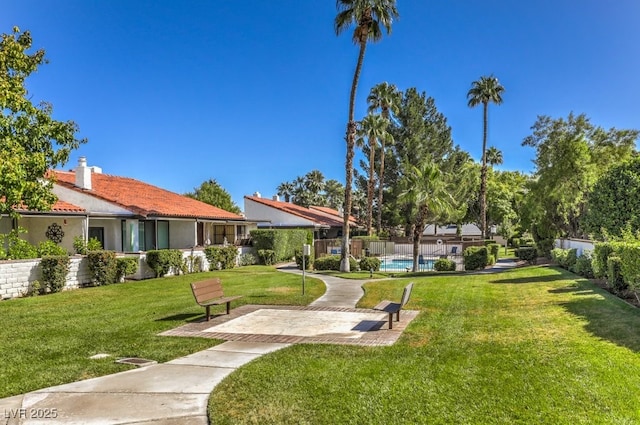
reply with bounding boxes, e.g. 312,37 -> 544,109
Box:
309,205 -> 358,226
50,200 -> 86,213
54,171 -> 244,221
245,196 -> 359,228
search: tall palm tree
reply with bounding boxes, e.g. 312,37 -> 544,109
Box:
400,161 -> 454,272
276,181 -> 295,202
356,113 -> 391,236
485,146 -> 503,167
367,82 -> 400,234
335,0 -> 399,271
467,75 -> 505,239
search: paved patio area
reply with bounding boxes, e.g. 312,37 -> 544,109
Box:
160,304 -> 419,346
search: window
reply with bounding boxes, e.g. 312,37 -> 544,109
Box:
88,227 -> 104,249
138,220 -> 169,251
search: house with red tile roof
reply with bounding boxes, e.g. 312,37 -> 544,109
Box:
2,157 -> 253,254
244,194 -> 361,239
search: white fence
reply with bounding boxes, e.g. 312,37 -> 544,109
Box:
555,238 -> 595,256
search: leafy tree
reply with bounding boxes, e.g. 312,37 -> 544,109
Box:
323,179 -> 345,211
521,113 -> 637,242
467,75 -> 505,239
486,170 -> 529,239
0,27 -> 86,217
276,181 -> 295,202
356,113 -> 390,235
185,179 -> 241,214
335,0 -> 399,271
582,157 -> 640,240
367,82 -> 400,232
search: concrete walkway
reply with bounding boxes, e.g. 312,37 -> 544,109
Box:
0,267 -> 371,425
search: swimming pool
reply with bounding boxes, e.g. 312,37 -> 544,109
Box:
380,258 -> 435,272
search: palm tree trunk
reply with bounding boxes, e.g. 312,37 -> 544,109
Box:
376,138 -> 385,234
412,207 -> 426,272
480,102 -> 488,239
341,40 -> 367,272
367,140 -> 375,236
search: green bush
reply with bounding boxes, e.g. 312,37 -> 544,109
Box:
87,251 -> 118,285
551,248 -> 577,270
204,246 -> 238,270
463,246 -> 488,271
257,249 -> 276,266
607,256 -> 627,292
146,249 -> 184,277
116,257 -> 138,281
313,255 -> 357,271
0,228 -> 38,260
40,255 -> 70,294
434,258 -> 456,271
183,255 -> 203,273
487,243 -> 500,263
516,247 -> 537,264
615,242 -> 640,291
251,229 -> 311,262
294,248 -> 313,271
592,243 -> 617,279
574,251 -> 594,278
37,240 -> 67,257
359,256 -> 381,272
73,236 -> 102,255
238,253 -> 256,266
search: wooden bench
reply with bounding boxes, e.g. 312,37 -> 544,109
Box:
373,282 -> 413,329
190,278 -> 242,321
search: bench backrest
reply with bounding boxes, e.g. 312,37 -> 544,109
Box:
191,278 -> 223,303
400,282 -> 413,307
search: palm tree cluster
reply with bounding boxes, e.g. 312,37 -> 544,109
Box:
276,171 -> 344,210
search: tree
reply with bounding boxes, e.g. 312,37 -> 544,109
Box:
521,113 -> 637,248
367,82 -> 400,233
467,75 -> 505,239
185,179 -> 241,214
582,157 -> 640,240
356,113 -> 390,235
335,0 -> 399,271
400,161 -> 454,271
485,146 -> 503,166
0,27 -> 86,217
275,172 -> 346,210
276,181 -> 295,202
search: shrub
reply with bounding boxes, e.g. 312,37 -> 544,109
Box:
40,255 -> 70,293
574,250 -> 594,278
251,229 -> 311,262
516,246 -> 537,264
313,255 -> 357,271
615,242 -> 640,291
294,248 -> 313,271
0,228 -> 38,260
37,240 -> 67,257
487,254 -> 496,266
592,243 -> 617,279
116,257 -> 138,281
359,256 -> 381,272
73,236 -> 103,255
550,248 -> 577,270
87,251 -> 118,285
434,258 -> 456,271
146,249 -> 184,276
487,243 -> 500,263
607,256 -> 627,292
183,255 -> 203,273
463,246 -> 488,271
204,246 -> 238,270
257,249 -> 276,266
238,253 -> 256,266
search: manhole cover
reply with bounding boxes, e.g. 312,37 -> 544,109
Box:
116,357 -> 157,367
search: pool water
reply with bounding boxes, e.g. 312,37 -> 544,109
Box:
380,258 -> 435,271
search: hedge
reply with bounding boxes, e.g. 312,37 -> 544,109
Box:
204,246 -> 238,270
40,255 -> 70,294
359,256 -> 381,272
434,258 -> 456,272
516,246 -> 537,264
463,246 -> 488,271
87,251 -> 118,285
313,255 -> 358,271
251,229 -> 311,263
146,249 -> 183,277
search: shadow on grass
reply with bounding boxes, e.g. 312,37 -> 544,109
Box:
490,274 -> 568,285
556,282 -> 640,353
156,313 -> 202,322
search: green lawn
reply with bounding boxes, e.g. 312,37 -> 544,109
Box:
208,266 -> 640,424
0,266 -> 323,398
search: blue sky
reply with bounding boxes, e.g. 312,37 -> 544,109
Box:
4,1 -> 640,210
